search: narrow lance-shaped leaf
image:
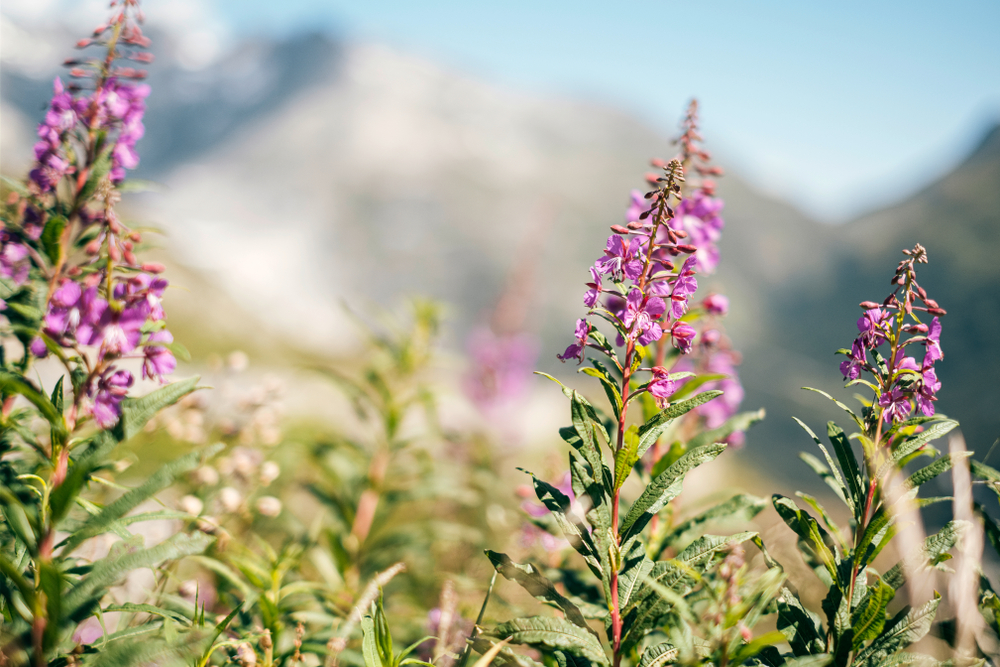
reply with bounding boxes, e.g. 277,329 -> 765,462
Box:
488,616 -> 609,666
776,587 -> 825,657
486,551 -> 593,633
852,595 -> 940,666
58,443 -> 224,556
635,391 -> 723,460
772,495 -> 839,581
619,442 -> 727,546
883,521 -> 966,590
63,531 -> 214,621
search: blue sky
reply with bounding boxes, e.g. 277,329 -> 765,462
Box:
209,0 -> 1000,220
9,0 -> 998,220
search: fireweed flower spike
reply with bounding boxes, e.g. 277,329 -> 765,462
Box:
1,0 -> 174,430
838,243 -> 945,426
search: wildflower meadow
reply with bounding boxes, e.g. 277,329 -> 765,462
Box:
2,2 -> 998,666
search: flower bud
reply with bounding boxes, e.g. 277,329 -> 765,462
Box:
76,39 -> 92,48
255,496 -> 282,517
924,298 -> 939,309
676,244 -> 698,254
67,266 -> 81,276
219,487 -> 242,513
108,243 -> 121,262
179,495 -> 204,516
142,262 -> 166,274
650,158 -> 666,169
927,307 -> 947,315
610,225 -> 629,234
626,220 -> 645,230
85,239 -> 102,255
672,228 -> 688,239
123,250 -> 137,265
859,301 -> 880,309
259,461 -> 280,486
644,172 -> 660,185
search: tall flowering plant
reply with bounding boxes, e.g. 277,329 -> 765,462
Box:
474,104 -> 783,667
1,2 -> 210,663
772,245 -> 966,665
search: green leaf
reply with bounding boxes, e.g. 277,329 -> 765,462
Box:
488,616 -> 609,666
38,560 -> 63,648
486,551 -> 593,633
791,417 -> 858,515
777,588 -> 825,656
114,376 -> 201,443
887,420 -> 958,468
581,361 -> 622,420
686,408 -> 765,450
636,391 -> 723,460
614,425 -> 640,490
362,615 -> 384,667
0,492 -> 37,550
883,521 -> 965,589
771,496 -> 838,581
40,214 -> 67,265
58,443 -> 223,556
853,595 -> 939,666
619,442 -> 727,546
636,642 -> 677,667
657,493 -> 767,555
903,451 -> 971,490
729,631 -> 787,665
78,143 -> 113,203
801,387 -> 863,428
0,371 -> 65,435
826,422 -> 864,514
851,577 -> 894,650
103,602 -> 191,625
795,493 -> 846,550
529,473 -> 603,578
63,532 -> 214,621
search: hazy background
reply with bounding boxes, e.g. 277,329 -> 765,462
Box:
2,0 -> 998,495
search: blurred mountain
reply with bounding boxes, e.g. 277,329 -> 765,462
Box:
2,23 -> 996,485
739,123 -> 1000,486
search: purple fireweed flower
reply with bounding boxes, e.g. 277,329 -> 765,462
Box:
668,257 -> 698,319
29,337 -> 48,358
116,273 -> 168,320
622,289 -> 666,345
673,190 -> 724,273
557,319 -> 590,364
703,293 -> 729,316
142,330 -> 177,381
878,387 -> 911,424
94,304 -> 146,356
915,366 -> 940,417
648,367 -> 677,408
857,308 -> 890,349
583,267 -> 603,308
29,78 -> 77,193
840,339 -> 867,380
924,317 -> 943,364
69,287 -> 107,345
895,355 -> 920,374
0,234 -> 30,285
596,235 -> 643,282
670,321 -> 697,354
90,368 -> 134,428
